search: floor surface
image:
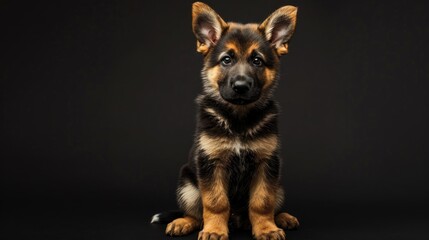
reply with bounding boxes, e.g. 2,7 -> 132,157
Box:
1,202 -> 428,240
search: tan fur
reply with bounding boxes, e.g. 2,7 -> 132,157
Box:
199,166 -> 230,238
196,41 -> 210,54
263,68 -> 277,90
248,134 -> 278,159
166,216 -> 200,236
215,23 -> 261,56
198,132 -> 278,160
249,163 -> 284,238
224,38 -> 264,59
225,42 -> 240,53
198,132 -> 234,158
276,43 -> 289,55
228,22 -> 259,31
246,42 -> 261,56
205,65 -> 221,90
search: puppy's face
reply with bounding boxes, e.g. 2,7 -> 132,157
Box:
204,23 -> 278,105
192,2 -> 297,105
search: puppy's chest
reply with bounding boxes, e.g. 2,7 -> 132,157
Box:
198,133 -> 278,160
219,136 -> 251,155
227,152 -> 256,205
228,152 -> 256,181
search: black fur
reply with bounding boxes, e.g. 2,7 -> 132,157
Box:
208,28 -> 276,68
152,3 -> 299,237
197,96 -> 278,138
173,93 -> 282,221
153,28 -> 283,223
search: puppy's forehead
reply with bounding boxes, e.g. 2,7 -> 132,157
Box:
218,23 -> 270,54
206,23 -> 277,68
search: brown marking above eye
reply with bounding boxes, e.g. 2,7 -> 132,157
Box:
225,42 -> 239,54
246,42 -> 261,57
222,41 -> 266,63
218,49 -> 235,61
246,44 -> 267,66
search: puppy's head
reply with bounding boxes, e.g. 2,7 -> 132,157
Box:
192,2 -> 297,105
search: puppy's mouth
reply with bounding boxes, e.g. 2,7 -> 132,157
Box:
220,92 -> 261,105
218,81 -> 261,105
228,97 -> 254,105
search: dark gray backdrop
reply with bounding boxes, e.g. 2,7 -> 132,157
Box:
1,0 -> 428,239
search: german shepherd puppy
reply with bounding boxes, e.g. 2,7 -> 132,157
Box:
151,2 -> 299,240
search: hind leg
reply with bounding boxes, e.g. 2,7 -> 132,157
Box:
166,176 -> 202,236
274,187 -> 300,230
275,212 -> 300,230
166,216 -> 200,236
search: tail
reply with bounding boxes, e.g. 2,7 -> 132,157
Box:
150,210 -> 184,224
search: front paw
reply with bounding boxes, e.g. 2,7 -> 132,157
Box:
198,230 -> 229,240
253,228 -> 285,240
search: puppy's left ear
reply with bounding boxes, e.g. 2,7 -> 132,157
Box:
259,6 -> 298,56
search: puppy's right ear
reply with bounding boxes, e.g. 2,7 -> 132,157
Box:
192,2 -> 228,54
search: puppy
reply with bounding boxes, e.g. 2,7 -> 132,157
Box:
151,2 -> 299,240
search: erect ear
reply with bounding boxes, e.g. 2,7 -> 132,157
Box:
192,2 -> 228,54
259,6 -> 297,56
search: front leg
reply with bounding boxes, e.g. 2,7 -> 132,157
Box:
249,156 -> 285,240
198,160 -> 230,240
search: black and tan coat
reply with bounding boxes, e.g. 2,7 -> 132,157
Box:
152,2 -> 299,240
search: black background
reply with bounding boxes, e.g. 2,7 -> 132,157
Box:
1,0 -> 429,239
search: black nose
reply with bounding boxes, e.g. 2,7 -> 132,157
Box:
232,80 -> 251,94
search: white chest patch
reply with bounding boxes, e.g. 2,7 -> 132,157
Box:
230,138 -> 246,155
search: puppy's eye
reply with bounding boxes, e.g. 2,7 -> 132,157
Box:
252,57 -> 263,67
221,56 -> 232,66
